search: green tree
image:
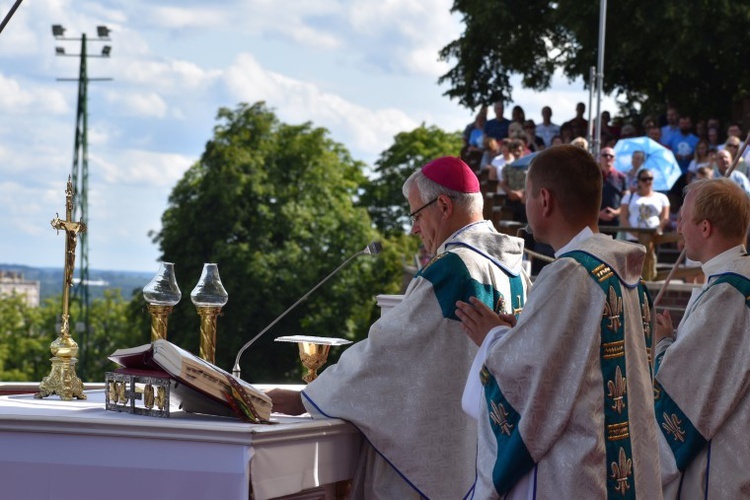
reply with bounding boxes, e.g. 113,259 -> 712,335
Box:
84,289 -> 145,381
0,295 -> 55,381
151,102 -> 402,382
0,291 -> 142,382
439,1 -> 750,122
360,124 -> 463,237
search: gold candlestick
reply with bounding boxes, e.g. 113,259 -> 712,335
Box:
197,306 -> 222,364
36,177 -> 86,400
147,304 -> 175,342
190,263 -> 228,364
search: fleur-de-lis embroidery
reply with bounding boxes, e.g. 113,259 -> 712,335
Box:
607,365 -> 627,414
603,286 -> 623,331
489,400 -> 514,436
662,412 -> 686,442
610,447 -> 632,495
641,291 -> 651,340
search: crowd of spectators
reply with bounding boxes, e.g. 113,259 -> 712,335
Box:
461,101 -> 750,223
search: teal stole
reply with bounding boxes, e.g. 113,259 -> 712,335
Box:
562,250 -> 649,499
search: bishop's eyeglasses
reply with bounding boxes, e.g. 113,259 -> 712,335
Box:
409,198 -> 439,224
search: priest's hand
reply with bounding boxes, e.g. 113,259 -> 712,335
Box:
456,296 -> 514,346
654,309 -> 675,346
265,388 -> 306,415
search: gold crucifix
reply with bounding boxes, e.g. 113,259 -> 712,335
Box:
35,177 -> 87,400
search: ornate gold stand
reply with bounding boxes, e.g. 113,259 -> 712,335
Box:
197,306 -> 222,364
36,177 -> 86,400
148,304 -> 174,342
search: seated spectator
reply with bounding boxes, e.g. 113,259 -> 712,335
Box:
686,139 -> 714,183
535,106 -> 560,147
625,150 -> 646,192
499,140 -> 529,223
620,123 -> 637,139
479,137 -> 501,171
559,122 -> 573,143
511,105 -> 526,125
714,149 -> 750,196
461,106 -> 487,171
523,120 -> 545,151
485,101 -> 511,140
488,139 -> 515,183
694,165 -> 714,180
570,136 -> 589,150
619,168 -> 670,242
722,136 -> 748,176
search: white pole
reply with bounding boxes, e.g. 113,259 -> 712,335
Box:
594,0 -> 607,158
587,66 -> 595,152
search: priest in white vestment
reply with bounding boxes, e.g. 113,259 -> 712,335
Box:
654,178 -> 750,499
268,156 -> 530,499
457,145 -> 662,499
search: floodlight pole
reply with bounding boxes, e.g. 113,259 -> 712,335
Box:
593,0 -> 607,158
53,26 -> 112,379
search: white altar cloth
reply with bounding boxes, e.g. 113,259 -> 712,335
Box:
0,388 -> 362,500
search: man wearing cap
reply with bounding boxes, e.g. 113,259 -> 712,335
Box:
269,156 -> 530,498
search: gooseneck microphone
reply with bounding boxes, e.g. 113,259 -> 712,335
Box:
231,241 -> 383,378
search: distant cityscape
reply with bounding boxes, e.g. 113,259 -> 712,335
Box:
0,264 -> 153,305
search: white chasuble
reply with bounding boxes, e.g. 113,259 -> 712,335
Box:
473,234 -> 662,499
654,252 -> 750,499
303,221 -> 530,499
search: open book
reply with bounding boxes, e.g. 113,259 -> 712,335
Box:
108,339 -> 272,422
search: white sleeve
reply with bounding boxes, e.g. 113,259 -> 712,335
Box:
462,325 -> 510,420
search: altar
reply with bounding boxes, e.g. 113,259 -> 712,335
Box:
0,387 -> 363,500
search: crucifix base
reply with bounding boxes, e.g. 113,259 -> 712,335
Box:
35,354 -> 86,401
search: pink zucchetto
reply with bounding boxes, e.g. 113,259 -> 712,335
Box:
421,156 -> 480,193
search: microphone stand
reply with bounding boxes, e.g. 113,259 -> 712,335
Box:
232,242 -> 382,379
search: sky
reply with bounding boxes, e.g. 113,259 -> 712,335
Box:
0,0 -> 618,273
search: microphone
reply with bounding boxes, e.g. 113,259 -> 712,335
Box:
231,241 -> 383,378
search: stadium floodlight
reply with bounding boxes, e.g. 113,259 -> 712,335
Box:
52,24 -> 65,38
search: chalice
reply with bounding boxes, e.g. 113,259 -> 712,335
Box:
275,335 -> 352,383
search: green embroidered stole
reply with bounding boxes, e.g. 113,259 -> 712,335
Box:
562,250 -> 641,499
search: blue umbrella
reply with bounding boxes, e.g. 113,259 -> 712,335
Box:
506,151 -> 540,168
612,137 -> 682,191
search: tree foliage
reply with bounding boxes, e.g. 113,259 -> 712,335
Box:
0,291 -> 140,382
439,1 -> 750,122
151,102 -> 404,382
360,124 -> 463,237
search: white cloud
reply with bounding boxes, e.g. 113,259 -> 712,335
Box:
94,149 -> 193,188
105,91 -> 169,118
0,74 -> 69,114
224,52 -> 417,158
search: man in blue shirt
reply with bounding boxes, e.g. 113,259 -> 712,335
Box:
666,115 -> 699,173
484,101 -> 511,140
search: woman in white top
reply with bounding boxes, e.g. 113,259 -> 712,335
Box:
619,168 -> 670,242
